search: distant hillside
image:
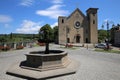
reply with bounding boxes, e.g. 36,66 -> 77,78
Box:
0,33 -> 39,43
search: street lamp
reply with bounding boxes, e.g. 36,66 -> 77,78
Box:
102,20 -> 114,42
102,20 -> 114,50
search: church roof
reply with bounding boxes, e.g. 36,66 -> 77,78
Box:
67,8 -> 86,19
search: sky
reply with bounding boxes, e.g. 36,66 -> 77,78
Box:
0,0 -> 120,34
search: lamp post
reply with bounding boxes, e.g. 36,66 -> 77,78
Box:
102,20 -> 114,42
102,20 -> 114,50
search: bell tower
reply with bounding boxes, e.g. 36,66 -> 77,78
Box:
86,8 -> 98,44
58,16 -> 66,44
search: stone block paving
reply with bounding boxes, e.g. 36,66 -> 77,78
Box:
0,44 -> 120,80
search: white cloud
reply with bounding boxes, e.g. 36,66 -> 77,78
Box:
52,0 -> 63,4
51,22 -> 58,28
20,0 -> 34,7
103,19 -> 114,24
4,24 -> 10,28
36,4 -> 68,19
104,19 -> 109,23
16,20 -> 42,34
0,15 -> 13,23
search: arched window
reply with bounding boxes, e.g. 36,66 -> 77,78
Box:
93,13 -> 95,16
62,19 -> 64,23
93,20 -> 95,24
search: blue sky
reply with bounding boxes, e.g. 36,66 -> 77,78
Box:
0,0 -> 120,34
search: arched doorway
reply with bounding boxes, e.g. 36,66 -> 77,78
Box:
86,38 -> 88,43
76,34 -> 80,43
67,38 -> 70,43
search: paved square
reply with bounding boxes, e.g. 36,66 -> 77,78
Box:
0,44 -> 120,80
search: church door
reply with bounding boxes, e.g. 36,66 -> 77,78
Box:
67,38 -> 70,43
76,35 -> 80,43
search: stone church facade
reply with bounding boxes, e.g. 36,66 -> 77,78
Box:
58,8 -> 98,44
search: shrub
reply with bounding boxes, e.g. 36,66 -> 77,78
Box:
16,45 -> 24,49
0,46 -> 11,51
66,44 -> 73,48
0,46 -> 4,50
37,42 -> 45,46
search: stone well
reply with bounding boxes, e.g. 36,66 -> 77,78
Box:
20,50 -> 70,71
7,50 -> 79,79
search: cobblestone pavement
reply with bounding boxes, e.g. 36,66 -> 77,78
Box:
0,44 -> 120,80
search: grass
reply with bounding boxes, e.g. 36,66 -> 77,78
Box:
95,48 -> 120,54
33,44 -> 40,47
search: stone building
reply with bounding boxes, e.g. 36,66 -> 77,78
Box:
115,30 -> 120,46
111,25 -> 120,46
58,8 -> 98,44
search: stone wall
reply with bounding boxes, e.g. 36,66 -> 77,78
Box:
114,31 -> 120,46
0,41 -> 34,51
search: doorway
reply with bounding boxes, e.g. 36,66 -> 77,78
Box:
67,38 -> 70,43
76,35 -> 80,43
86,38 -> 88,43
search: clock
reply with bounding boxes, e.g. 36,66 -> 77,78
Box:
74,21 -> 80,29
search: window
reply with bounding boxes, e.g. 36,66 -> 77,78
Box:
62,19 -> 64,23
66,28 -> 70,33
93,13 -> 95,16
93,20 -> 95,24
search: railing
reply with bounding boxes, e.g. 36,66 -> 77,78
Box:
0,41 -> 34,51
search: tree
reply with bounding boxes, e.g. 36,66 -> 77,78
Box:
98,29 -> 107,43
39,24 -> 53,40
53,26 -> 58,44
0,37 -> 7,43
39,24 -> 53,54
10,32 -> 13,39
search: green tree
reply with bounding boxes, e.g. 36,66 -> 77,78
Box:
39,24 -> 53,54
39,24 -> 53,40
98,29 -> 107,43
0,37 -> 7,43
53,26 -> 58,43
10,32 -> 13,39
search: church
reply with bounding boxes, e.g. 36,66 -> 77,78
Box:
58,8 -> 98,44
